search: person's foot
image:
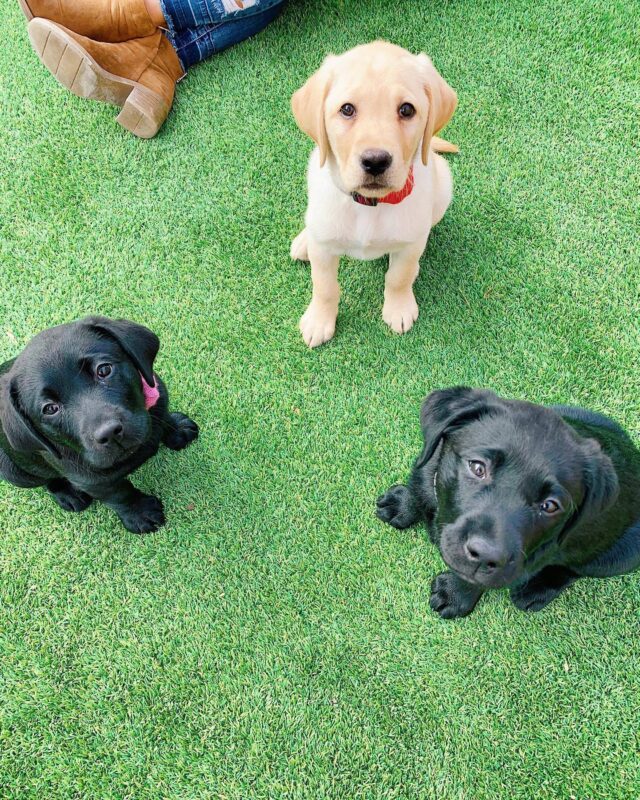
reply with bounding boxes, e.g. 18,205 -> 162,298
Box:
19,0 -> 159,42
27,19 -> 184,139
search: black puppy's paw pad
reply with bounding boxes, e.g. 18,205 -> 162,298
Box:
163,412 -> 199,451
376,485 -> 417,529
429,572 -> 479,619
118,495 -> 166,534
48,481 -> 93,513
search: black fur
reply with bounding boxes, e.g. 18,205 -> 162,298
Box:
0,317 -> 199,534
377,387 -> 640,618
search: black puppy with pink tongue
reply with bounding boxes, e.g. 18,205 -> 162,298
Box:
0,316 -> 198,533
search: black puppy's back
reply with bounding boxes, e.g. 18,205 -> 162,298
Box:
553,404 -> 630,437
555,405 -> 640,499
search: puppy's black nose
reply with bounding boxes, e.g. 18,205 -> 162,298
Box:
94,421 -> 124,446
360,149 -> 393,176
464,536 -> 509,572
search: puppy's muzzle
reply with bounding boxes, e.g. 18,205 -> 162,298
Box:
440,514 -> 523,587
360,149 -> 393,176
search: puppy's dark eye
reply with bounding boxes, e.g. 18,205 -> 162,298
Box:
96,363 -> 112,379
339,103 -> 356,118
399,103 -> 416,119
42,403 -> 60,416
540,499 -> 561,514
468,460 -> 487,479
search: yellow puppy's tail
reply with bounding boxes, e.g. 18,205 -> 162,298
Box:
431,136 -> 459,154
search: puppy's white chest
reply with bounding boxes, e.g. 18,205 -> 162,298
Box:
313,201 -> 428,259
304,156 -> 435,260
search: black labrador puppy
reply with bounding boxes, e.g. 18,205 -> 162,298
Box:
0,316 -> 198,533
377,387 -> 640,618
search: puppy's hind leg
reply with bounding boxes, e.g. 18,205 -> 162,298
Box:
290,228 -> 309,261
47,477 -> 93,513
430,152 -> 454,228
577,519 -> 640,577
161,412 -> 199,451
510,566 -> 578,612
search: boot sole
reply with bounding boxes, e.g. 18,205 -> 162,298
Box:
27,18 -> 169,138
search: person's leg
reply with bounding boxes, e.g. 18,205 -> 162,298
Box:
25,0 -> 286,137
28,19 -> 183,138
144,0 -> 168,27
18,0 -> 284,45
166,0 -> 285,70
19,0 -> 162,41
159,0 -> 285,31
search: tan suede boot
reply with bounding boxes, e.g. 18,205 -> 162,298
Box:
19,0 -> 159,42
28,19 -> 184,139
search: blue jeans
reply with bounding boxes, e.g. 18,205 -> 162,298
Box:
159,0 -> 287,70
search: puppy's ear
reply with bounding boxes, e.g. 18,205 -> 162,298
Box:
1,377 -> 61,458
558,438 -> 619,544
578,438 -> 619,520
416,386 -> 496,469
291,56 -> 336,167
84,317 -> 159,385
417,54 -> 457,165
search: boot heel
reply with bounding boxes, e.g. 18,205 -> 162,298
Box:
116,85 -> 168,139
18,0 -> 34,21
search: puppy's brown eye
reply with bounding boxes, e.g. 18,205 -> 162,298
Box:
540,499 -> 561,514
42,403 -> 60,416
339,103 -> 356,118
468,460 -> 487,479
96,363 -> 112,379
399,103 -> 416,119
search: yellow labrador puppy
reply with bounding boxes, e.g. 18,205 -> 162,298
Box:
291,41 -> 458,347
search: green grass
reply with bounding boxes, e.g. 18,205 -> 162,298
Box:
1,0 -> 639,796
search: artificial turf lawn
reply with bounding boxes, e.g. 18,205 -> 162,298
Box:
1,0 -> 639,796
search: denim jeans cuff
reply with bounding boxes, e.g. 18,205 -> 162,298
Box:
158,0 -> 177,36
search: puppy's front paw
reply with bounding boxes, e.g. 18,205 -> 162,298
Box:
162,412 -> 199,451
429,572 -> 483,619
376,484 -> 419,528
117,494 -> 165,534
300,302 -> 337,348
290,229 -> 309,261
47,478 -> 92,513
382,290 -> 419,334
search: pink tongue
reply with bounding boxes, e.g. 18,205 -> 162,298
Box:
140,374 -> 160,410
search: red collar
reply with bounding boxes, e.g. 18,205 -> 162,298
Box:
352,166 -> 414,207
